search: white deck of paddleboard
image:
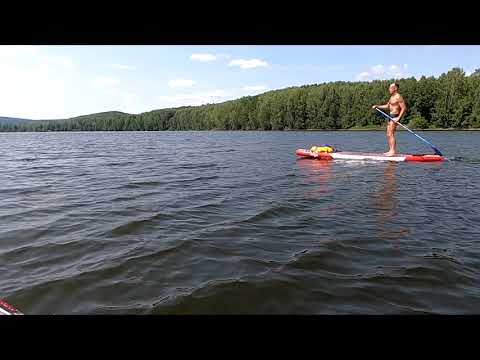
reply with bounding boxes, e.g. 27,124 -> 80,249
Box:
330,152 -> 407,162
0,307 -> 10,315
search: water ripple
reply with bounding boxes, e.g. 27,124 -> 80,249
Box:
1,131 -> 480,314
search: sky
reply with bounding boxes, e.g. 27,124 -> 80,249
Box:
1,45 -> 479,120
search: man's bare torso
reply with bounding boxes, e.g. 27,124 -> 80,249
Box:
389,93 -> 403,115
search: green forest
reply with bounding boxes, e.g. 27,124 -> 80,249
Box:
2,67 -> 479,132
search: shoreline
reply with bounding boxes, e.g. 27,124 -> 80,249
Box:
300,128 -> 480,131
1,128 -> 480,133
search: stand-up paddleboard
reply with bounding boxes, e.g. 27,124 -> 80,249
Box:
297,108 -> 445,162
0,298 -> 23,315
296,148 -> 444,162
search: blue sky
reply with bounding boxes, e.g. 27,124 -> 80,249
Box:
1,45 -> 478,119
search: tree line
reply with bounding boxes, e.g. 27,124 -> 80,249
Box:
2,67 -> 479,132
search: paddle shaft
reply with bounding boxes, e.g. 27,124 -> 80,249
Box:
375,108 -> 443,156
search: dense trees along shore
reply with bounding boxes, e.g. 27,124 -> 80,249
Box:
2,68 -> 479,132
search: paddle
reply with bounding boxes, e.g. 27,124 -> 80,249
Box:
375,108 -> 444,156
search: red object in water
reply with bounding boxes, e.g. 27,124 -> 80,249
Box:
404,154 -> 444,162
0,298 -> 23,315
296,149 -> 444,162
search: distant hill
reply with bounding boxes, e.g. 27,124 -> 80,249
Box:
0,117 -> 36,125
0,112 -> 131,124
67,111 -> 131,121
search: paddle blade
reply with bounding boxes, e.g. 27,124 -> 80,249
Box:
432,147 -> 443,156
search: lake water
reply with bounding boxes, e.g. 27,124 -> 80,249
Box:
1,130 -> 479,314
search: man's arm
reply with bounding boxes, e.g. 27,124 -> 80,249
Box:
372,101 -> 390,110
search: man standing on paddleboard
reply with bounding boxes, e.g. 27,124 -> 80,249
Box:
372,83 -> 407,156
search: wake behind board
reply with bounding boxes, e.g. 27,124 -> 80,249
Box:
296,149 -> 444,162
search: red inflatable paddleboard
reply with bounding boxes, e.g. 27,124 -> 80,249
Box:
296,149 -> 444,162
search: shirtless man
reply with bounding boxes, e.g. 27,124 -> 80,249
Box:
372,83 -> 407,156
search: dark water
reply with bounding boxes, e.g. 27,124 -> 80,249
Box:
1,131 -> 479,314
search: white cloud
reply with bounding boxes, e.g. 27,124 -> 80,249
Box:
157,89 -> 233,108
243,85 -> 269,92
0,46 -> 75,68
0,45 -> 40,58
356,72 -> 370,81
0,46 -> 78,119
372,64 -> 385,75
111,63 -> 134,70
168,79 -> 196,88
356,64 -> 409,81
190,53 -> 217,62
0,46 -> 76,70
41,55 -> 74,67
228,58 -> 269,69
390,63 -> 409,77
0,46 -> 155,119
94,76 -> 120,88
102,89 -> 147,114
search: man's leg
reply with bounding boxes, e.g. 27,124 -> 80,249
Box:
384,121 -> 398,156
